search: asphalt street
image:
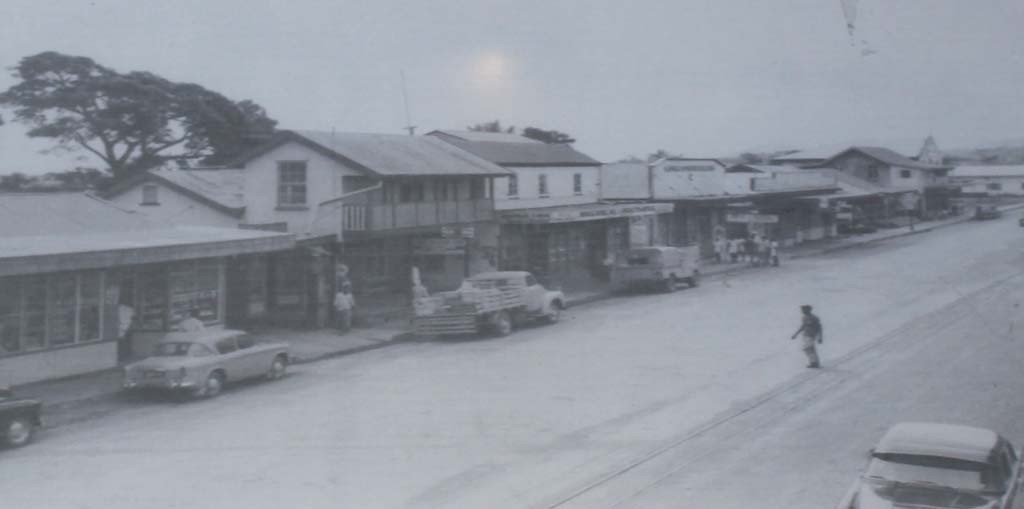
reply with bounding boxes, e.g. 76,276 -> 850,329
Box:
4,214 -> 1024,509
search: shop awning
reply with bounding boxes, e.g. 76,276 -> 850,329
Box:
0,226 -> 295,277
498,202 -> 674,224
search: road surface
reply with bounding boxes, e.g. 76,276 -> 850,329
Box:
4,215 -> 1024,509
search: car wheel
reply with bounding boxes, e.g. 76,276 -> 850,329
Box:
688,271 -> 700,288
267,356 -> 287,380
664,276 -> 678,293
4,418 -> 34,448
200,372 -> 225,398
494,311 -> 512,337
544,303 -> 561,324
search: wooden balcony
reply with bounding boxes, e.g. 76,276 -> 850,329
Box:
342,199 -> 494,232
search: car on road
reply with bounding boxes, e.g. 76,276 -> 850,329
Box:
974,205 -> 1002,220
839,220 -> 879,235
0,387 -> 42,448
123,329 -> 289,399
838,422 -> 1022,509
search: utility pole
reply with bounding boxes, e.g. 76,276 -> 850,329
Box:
401,71 -> 416,136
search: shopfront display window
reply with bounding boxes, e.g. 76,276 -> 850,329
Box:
169,260 -> 221,327
0,272 -> 104,356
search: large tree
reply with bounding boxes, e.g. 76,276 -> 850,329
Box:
467,120 -> 515,133
0,52 -> 277,179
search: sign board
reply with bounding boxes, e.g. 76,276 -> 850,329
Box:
460,226 -> 475,239
440,226 -> 457,238
413,238 -> 466,256
726,213 -> 779,224
836,212 -> 854,221
629,216 -> 650,247
499,202 -> 673,224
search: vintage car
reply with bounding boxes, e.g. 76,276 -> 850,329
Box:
837,422 -> 1022,509
974,204 -> 1002,220
610,245 -> 701,292
123,329 -> 289,398
0,387 -> 42,448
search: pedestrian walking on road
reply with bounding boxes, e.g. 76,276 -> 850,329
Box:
770,238 -> 780,267
728,238 -> 739,263
790,305 -> 823,368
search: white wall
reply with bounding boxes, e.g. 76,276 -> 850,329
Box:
1,341 -> 117,386
650,159 -> 729,199
601,163 -> 649,200
243,141 -> 364,233
107,182 -> 239,228
953,176 -> 1024,195
494,165 -> 600,210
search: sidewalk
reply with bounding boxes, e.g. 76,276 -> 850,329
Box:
13,326 -> 414,414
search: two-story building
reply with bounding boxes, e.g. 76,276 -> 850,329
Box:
950,165 -> 1024,196
429,130 -> 671,290
807,146 -> 954,217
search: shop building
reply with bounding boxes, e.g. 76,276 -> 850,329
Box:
950,165 -> 1024,196
0,193 -> 293,386
429,130 -> 665,290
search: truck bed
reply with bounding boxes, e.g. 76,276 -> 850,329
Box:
413,287 -> 524,335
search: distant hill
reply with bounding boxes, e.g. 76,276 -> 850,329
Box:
945,141 -> 1024,165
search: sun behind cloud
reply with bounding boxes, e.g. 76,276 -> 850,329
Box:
473,51 -> 508,84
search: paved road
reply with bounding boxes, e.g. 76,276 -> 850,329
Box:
4,215 -> 1024,509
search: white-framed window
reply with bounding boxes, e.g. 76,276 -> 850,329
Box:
277,161 -> 307,207
538,174 -> 549,197
573,173 -> 582,195
0,271 -> 104,356
507,175 -> 518,197
141,184 -> 159,205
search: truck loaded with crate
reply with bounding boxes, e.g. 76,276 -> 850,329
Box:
413,271 -> 566,337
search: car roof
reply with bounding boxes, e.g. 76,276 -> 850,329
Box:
875,422 -> 1002,464
467,271 -> 530,280
157,329 -> 247,348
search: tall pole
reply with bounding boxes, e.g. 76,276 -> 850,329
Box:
400,71 -> 415,136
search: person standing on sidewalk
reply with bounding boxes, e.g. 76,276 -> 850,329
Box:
790,304 -> 823,368
334,283 -> 355,334
770,238 -> 780,267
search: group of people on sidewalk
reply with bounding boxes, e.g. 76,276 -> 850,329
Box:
713,235 -> 780,267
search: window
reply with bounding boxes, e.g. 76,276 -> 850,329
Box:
399,182 -> 424,203
525,275 -> 538,287
538,174 -> 549,197
141,184 -> 159,205
900,170 -> 912,179
507,175 -> 518,197
470,178 -> 485,200
169,260 -> 221,328
214,338 -> 238,355
988,183 -> 1003,191
0,272 -> 104,356
573,173 -> 583,195
435,180 -> 448,201
277,161 -> 307,206
236,335 -> 255,349
867,168 -> 880,182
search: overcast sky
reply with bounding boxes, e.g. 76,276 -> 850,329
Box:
1,0 -> 1022,173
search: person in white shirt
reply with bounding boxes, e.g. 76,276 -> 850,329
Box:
334,284 -> 355,334
177,309 -> 205,333
117,303 -> 135,360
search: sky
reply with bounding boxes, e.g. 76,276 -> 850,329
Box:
0,0 -> 1022,173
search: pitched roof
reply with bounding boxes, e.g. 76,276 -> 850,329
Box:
0,192 -> 153,237
816,146 -> 952,171
235,130 -> 511,178
951,165 -> 1024,178
428,130 -> 601,167
103,166 -> 245,217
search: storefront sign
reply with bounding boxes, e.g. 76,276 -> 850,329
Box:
413,238 -> 466,255
836,212 -> 854,221
440,226 -> 457,238
726,213 -> 779,224
460,226 -> 475,239
500,202 -> 673,224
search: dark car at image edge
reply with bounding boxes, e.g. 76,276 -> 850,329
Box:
0,387 -> 42,448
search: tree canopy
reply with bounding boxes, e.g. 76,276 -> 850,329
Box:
0,52 -> 277,179
467,120 -> 514,133
521,127 -> 575,144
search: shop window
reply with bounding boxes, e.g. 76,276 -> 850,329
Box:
78,273 -> 101,342
141,184 -> 159,205
21,277 -> 46,350
0,272 -> 106,355
272,253 -> 306,308
900,170 -> 912,179
0,279 -> 21,354
988,183 -> 1003,191
539,174 -> 549,197
507,175 -> 518,197
137,270 -> 167,331
573,173 -> 582,195
277,161 -> 307,206
169,260 -> 221,327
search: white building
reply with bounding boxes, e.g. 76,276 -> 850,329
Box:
950,165 -> 1024,196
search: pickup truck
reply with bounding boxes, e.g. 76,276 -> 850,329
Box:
0,387 -> 42,448
413,271 -> 565,337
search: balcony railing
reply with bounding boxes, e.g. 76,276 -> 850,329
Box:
341,199 -> 493,232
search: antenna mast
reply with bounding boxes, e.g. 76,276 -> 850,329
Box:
400,70 -> 416,136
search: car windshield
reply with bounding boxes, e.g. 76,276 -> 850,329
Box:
867,454 -> 995,493
154,342 -> 212,357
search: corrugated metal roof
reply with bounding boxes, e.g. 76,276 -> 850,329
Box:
951,165 -> 1024,178
431,130 -> 543,144
429,131 -> 601,166
293,130 -> 511,177
0,192 -> 153,236
813,146 -> 951,171
0,226 -> 290,259
149,167 -> 245,210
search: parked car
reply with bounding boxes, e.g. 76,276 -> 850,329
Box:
610,245 -> 701,292
413,271 -> 565,337
838,220 -> 879,235
123,329 -> 289,399
974,204 -> 1002,220
0,387 -> 42,448
837,422 -> 1022,509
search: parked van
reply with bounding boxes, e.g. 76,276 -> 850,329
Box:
610,246 -> 701,292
